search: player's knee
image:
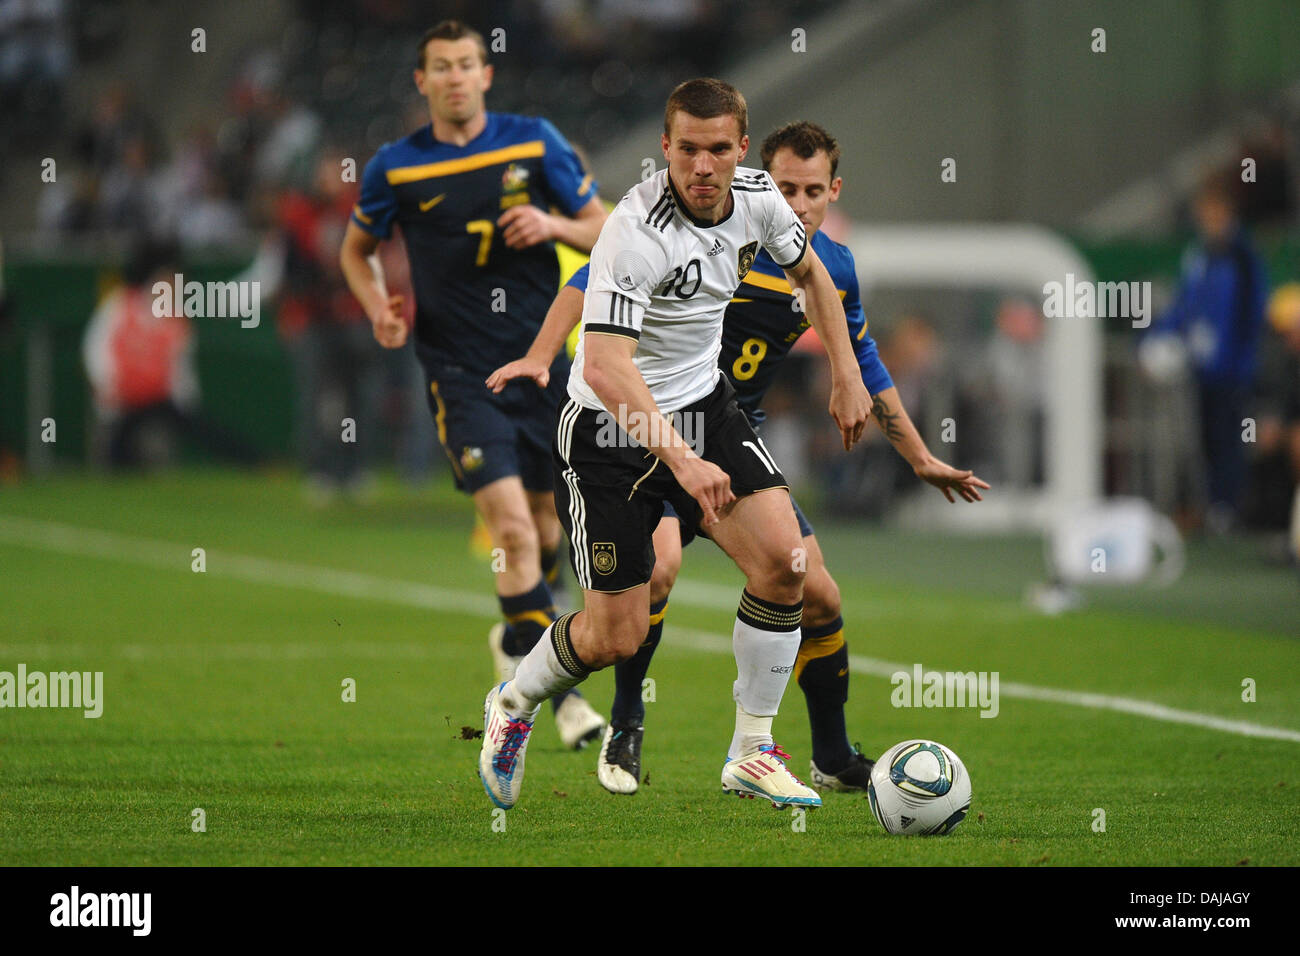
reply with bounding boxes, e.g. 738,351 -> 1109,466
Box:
536,524 -> 562,552
585,629 -> 644,665
802,567 -> 841,626
490,513 -> 539,557
776,561 -> 807,600
749,548 -> 805,603
609,626 -> 648,666
584,611 -> 649,668
528,505 -> 562,547
649,554 -> 680,606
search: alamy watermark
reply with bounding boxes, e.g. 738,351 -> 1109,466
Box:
1043,273 -> 1151,329
0,664 -> 103,718
50,886 -> 150,936
890,664 -> 999,718
595,406 -> 705,454
153,273 -> 260,328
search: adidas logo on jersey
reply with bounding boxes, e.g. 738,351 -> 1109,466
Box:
707,239 -> 725,256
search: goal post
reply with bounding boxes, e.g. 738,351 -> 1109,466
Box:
846,223 -> 1103,531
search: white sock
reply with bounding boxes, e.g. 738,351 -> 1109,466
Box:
728,590 -> 801,759
504,612 -> 588,719
730,707 -> 774,760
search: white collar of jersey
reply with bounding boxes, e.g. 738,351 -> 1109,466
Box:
666,173 -> 735,229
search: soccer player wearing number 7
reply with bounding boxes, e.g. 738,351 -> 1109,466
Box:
478,78 -> 874,810
339,21 -> 610,749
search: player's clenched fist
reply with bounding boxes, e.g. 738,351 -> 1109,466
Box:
829,378 -> 872,451
370,294 -> 408,349
669,453 -> 735,527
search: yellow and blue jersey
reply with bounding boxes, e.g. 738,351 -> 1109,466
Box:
353,112 -> 596,377
566,229 -> 891,426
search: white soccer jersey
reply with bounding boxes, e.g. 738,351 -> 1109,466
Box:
569,167 -> 808,413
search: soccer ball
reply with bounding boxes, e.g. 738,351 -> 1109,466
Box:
867,740 -> 972,836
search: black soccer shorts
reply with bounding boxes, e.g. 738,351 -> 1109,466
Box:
553,375 -> 790,593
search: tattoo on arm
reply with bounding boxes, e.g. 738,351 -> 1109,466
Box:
871,395 -> 903,442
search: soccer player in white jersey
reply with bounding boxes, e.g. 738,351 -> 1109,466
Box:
478,78 -> 872,810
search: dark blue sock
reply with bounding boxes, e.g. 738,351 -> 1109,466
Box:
795,616 -> 853,772
498,579 -> 555,657
541,544 -> 561,591
498,579 -> 582,710
610,598 -> 667,726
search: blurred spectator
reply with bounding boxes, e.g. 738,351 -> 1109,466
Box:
254,91 -> 322,191
35,162 -> 98,234
97,134 -> 163,232
82,237 -> 259,468
74,85 -> 156,177
968,297 -> 1047,487
273,150 -> 383,500
880,313 -> 942,434
153,127 -> 249,250
153,127 -> 217,215
174,168 -> 248,251
1148,173 -> 1269,531
823,312 -> 941,516
1244,283 -> 1300,534
38,86 -> 180,240
0,0 -> 70,134
1234,117 -> 1296,230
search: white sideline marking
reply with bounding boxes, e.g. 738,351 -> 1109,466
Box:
667,626 -> 1300,743
0,641 -> 433,661
3,514 -> 1298,743
0,514 -> 497,616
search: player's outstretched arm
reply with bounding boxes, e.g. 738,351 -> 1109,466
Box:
869,386 -> 989,503
339,221 -> 407,349
485,285 -> 584,393
784,248 -> 872,450
584,332 -> 735,525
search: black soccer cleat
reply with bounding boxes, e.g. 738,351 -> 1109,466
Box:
809,744 -> 875,793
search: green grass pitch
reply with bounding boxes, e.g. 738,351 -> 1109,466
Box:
1,470 -> 1297,866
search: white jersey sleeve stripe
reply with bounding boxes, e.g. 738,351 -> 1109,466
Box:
585,290 -> 642,339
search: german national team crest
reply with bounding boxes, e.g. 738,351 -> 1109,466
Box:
737,240 -> 759,280
592,542 -> 617,575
